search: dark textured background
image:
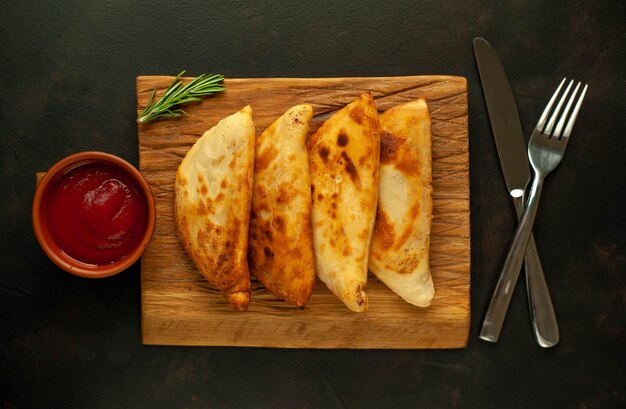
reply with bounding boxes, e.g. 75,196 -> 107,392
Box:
1,1 -> 625,408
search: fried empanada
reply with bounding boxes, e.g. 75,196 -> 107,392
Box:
248,104 -> 316,307
368,99 -> 434,307
307,92 -> 380,312
174,105 -> 255,311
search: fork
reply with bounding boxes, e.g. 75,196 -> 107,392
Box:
480,78 -> 588,343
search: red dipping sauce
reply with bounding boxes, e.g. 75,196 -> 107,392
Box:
46,162 -> 149,265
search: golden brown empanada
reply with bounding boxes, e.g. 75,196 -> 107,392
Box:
248,104 -> 316,307
307,92 -> 380,312
368,98 -> 434,307
174,105 -> 255,310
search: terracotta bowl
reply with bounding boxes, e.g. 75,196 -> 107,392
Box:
32,151 -> 156,278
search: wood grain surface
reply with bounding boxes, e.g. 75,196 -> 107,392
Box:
136,75 -> 470,348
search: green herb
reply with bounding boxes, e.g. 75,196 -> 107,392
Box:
137,70 -> 225,123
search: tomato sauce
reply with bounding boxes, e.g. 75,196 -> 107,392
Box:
46,162 -> 148,265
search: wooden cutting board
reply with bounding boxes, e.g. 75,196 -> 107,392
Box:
136,75 -> 470,348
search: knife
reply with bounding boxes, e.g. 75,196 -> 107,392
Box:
473,37 -> 559,347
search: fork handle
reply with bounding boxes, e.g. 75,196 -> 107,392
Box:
480,174 -> 545,343
513,197 -> 559,348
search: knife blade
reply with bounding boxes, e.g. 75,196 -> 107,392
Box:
474,37 -> 559,347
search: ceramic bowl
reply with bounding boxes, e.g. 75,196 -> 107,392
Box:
32,151 -> 156,278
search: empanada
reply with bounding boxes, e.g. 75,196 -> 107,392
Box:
307,92 -> 380,312
174,105 -> 255,310
368,99 -> 434,307
248,104 -> 316,307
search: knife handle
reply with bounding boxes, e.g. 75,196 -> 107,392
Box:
514,197 -> 559,348
480,176 -> 544,343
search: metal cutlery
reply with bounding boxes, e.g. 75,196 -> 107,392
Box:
480,78 -> 588,343
473,38 -> 559,347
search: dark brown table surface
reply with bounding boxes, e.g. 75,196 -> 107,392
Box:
1,1 -> 624,408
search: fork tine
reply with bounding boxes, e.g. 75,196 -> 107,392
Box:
544,79 -> 574,136
537,78 -> 566,132
553,82 -> 581,138
563,84 -> 588,138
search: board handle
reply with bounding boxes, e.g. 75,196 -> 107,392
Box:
36,172 -> 46,188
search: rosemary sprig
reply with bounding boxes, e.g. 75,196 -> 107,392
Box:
137,70 -> 225,123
